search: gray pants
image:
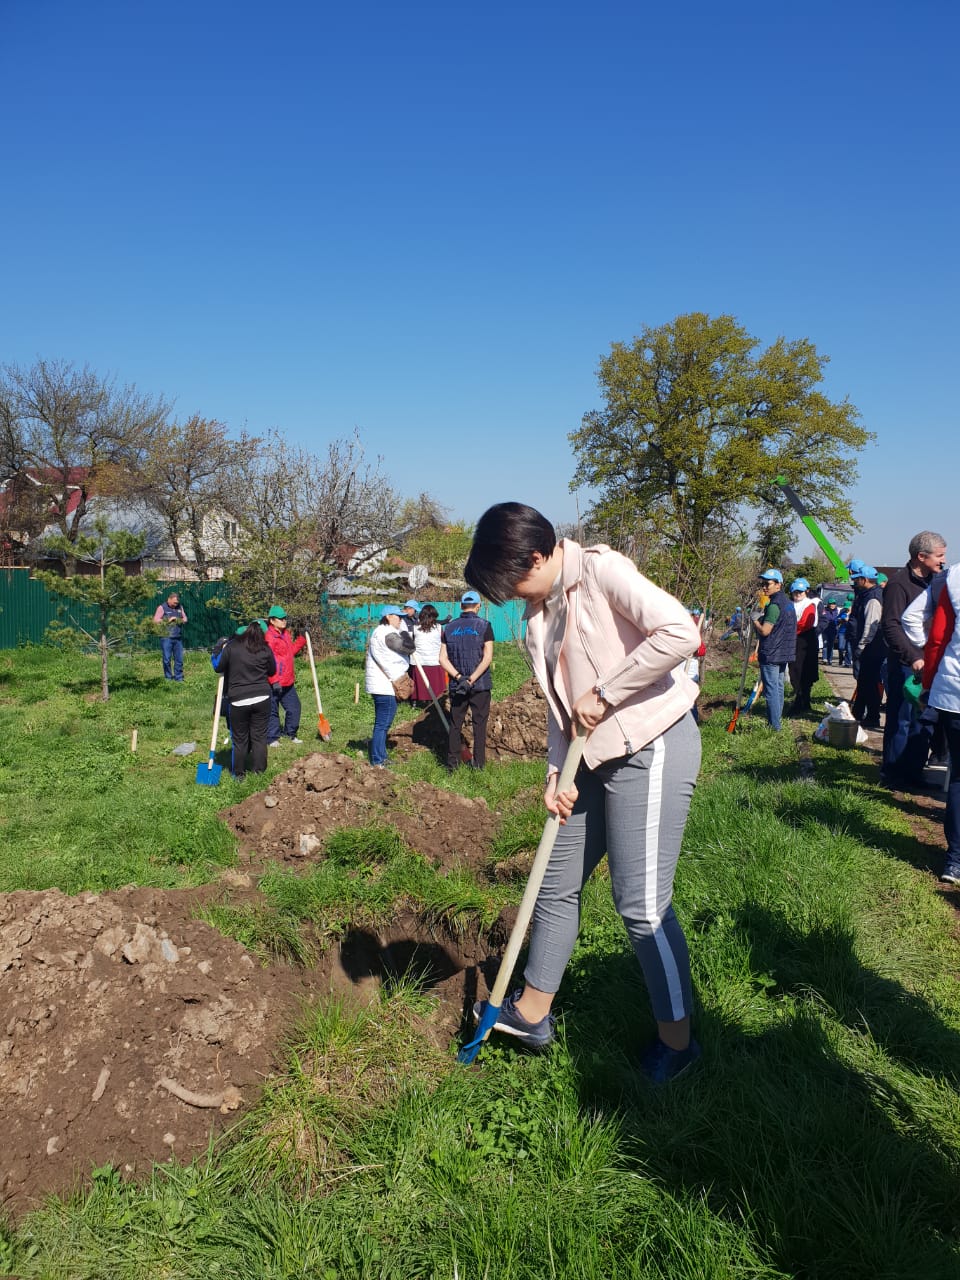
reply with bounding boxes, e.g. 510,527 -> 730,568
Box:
525,711 -> 701,1023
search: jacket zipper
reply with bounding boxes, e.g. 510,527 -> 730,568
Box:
573,558 -> 633,756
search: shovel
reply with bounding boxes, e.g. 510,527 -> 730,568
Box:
196,676 -> 225,786
458,725 -> 587,1064
411,652 -> 449,731
304,632 -> 332,741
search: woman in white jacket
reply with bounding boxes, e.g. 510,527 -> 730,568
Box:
365,606 -> 412,767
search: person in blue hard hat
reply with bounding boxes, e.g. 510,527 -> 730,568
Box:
753,569 -> 796,730
849,567 -> 886,729
786,578 -> 819,715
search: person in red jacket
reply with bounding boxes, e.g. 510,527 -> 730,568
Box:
922,565 -> 960,884
786,578 -> 819,715
264,605 -> 306,745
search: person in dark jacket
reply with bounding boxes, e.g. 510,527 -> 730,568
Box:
786,578 -> 819,714
849,568 -> 886,729
753,569 -> 797,731
439,590 -> 494,769
880,531 -> 947,786
213,623 -> 277,780
820,602 -> 839,666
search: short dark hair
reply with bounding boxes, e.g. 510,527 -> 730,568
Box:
465,503 -> 556,604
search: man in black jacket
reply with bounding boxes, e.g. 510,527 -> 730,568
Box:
881,531 -> 947,786
850,568 -> 886,729
440,590 -> 494,769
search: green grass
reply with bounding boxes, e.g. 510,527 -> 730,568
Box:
3,647 -> 960,1277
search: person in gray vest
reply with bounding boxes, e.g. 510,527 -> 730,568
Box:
153,590 -> 187,681
753,569 -> 796,731
440,590 -> 494,769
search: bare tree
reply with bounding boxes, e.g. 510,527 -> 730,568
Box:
0,360 -> 169,570
223,431 -> 412,635
142,415 -> 258,579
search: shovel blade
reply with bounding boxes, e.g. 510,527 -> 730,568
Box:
195,756 -> 223,786
457,1000 -> 501,1064
318,714 -> 332,741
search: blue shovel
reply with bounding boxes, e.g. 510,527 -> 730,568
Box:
196,676 -> 225,786
459,725 -> 587,1064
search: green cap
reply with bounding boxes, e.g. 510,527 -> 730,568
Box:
268,605 -> 287,619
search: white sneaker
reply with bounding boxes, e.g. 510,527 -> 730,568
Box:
268,740 -> 280,748
291,737 -> 303,744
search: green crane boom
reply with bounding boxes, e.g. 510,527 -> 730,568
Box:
775,476 -> 848,580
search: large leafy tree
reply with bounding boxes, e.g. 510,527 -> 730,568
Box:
0,360 -> 170,570
570,313 -> 872,611
34,519 -> 159,701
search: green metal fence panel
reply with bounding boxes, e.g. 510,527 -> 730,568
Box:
0,569 -> 102,647
146,582 -> 236,651
0,572 -> 236,650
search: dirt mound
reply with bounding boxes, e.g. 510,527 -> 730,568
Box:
221,752 -> 499,874
392,678 -> 548,762
0,884 -> 521,1216
0,887 -> 316,1216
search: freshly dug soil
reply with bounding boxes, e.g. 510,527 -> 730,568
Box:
391,677 -> 548,762
221,752 -> 499,875
0,883 -> 520,1217
0,886 -> 317,1216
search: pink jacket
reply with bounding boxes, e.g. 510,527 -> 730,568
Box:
525,540 -> 701,774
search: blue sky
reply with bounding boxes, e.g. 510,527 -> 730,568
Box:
2,0 -> 957,566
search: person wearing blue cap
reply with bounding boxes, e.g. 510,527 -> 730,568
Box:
849,567 -> 886,729
753,569 -> 796,730
439,590 -> 494,769
401,600 -> 421,636
786,578 -> 818,715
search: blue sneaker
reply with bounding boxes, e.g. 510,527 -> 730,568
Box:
472,989 -> 556,1049
941,860 -> 960,886
639,1037 -> 702,1084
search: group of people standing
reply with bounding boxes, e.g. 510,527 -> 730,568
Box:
752,531 -> 960,887
364,591 -> 494,771
209,606 -> 305,780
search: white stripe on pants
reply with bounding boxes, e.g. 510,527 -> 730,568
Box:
524,710 -> 700,1023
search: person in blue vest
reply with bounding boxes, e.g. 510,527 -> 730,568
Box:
752,569 -> 796,731
153,589 -> 187,681
439,590 -> 494,770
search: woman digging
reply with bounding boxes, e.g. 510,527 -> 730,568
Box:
465,503 -> 703,1083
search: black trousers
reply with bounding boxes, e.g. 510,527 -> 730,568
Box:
230,699 -> 270,777
852,645 -> 885,725
448,688 -> 491,769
